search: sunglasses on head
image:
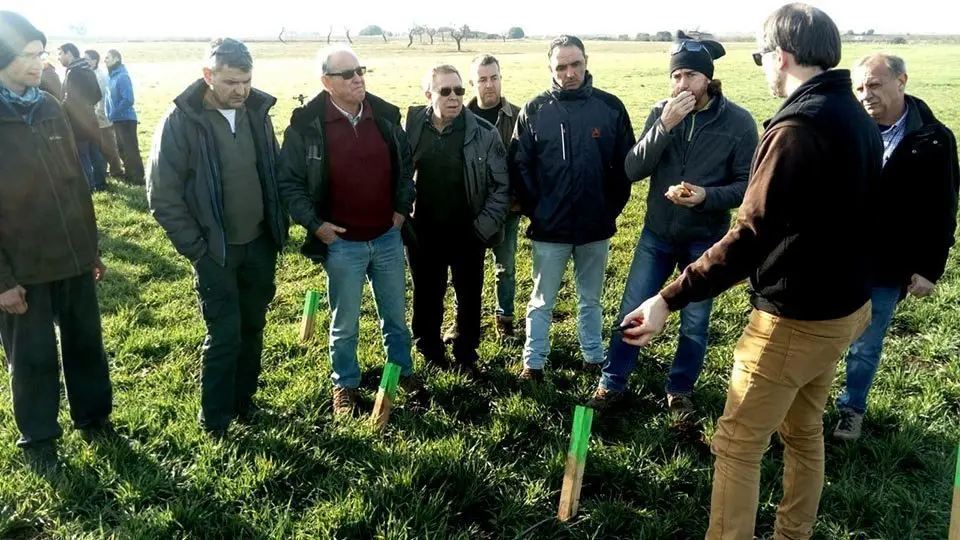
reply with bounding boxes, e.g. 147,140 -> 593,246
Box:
325,66 -> 367,79
437,86 -> 465,97
670,40 -> 707,55
752,47 -> 776,66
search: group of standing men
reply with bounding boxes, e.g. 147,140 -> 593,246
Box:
1,3 -> 959,537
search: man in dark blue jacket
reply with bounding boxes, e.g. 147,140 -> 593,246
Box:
513,35 -> 636,382
105,49 -> 145,185
589,33 -> 759,414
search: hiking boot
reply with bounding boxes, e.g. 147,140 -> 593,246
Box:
79,419 -> 120,443
667,392 -> 695,415
23,442 -> 60,477
496,316 -> 518,343
517,367 -> 544,383
333,387 -> 360,417
452,359 -> 484,380
833,408 -> 863,441
582,361 -> 603,374
421,351 -> 452,370
399,374 -> 431,412
235,402 -> 270,426
586,386 -> 625,411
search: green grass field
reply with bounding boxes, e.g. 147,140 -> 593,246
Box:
1,38 -> 959,539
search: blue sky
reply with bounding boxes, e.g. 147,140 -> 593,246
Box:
5,0 -> 958,40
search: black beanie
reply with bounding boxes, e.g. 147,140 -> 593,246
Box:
669,30 -> 725,80
0,11 -> 47,71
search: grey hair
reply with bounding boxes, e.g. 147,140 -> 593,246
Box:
205,38 -> 253,72
853,53 -> 907,78
422,64 -> 460,92
318,44 -> 358,74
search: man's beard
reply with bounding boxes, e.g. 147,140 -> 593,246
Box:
769,69 -> 787,98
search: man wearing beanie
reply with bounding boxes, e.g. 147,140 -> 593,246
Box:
588,31 -> 758,415
0,10 -> 114,476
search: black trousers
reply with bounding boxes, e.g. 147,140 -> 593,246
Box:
407,224 -> 486,363
113,120 -> 145,184
0,273 -> 112,448
193,234 -> 277,430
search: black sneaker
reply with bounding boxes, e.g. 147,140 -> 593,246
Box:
399,374 -> 432,412
235,402 -> 270,426
79,419 -> 120,443
23,442 -> 60,477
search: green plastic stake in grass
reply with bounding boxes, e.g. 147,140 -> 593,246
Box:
371,362 -> 402,431
950,442 -> 960,540
299,290 -> 319,342
558,405 -> 594,521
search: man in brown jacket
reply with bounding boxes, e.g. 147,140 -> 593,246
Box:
618,4 -> 882,538
0,11 -> 112,476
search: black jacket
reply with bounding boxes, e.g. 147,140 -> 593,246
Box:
513,72 -> 636,245
62,59 -> 101,143
870,95 -> 959,288
147,80 -> 288,265
276,91 -> 414,262
662,70 -> 884,321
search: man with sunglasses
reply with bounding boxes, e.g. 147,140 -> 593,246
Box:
148,38 -> 288,438
587,33 -> 758,415
404,64 -> 510,378
513,35 -> 635,382
0,11 -> 113,475
616,4 -> 881,537
277,46 -> 429,417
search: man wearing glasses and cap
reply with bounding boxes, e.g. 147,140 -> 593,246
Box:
404,64 -> 510,379
587,31 -> 759,414
148,38 -> 288,438
277,45 -> 431,417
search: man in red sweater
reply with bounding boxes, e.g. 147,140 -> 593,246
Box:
277,46 -> 428,417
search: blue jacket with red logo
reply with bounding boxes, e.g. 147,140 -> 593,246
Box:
513,72 -> 636,245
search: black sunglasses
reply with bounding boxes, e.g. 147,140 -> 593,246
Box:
670,40 -> 707,55
438,86 -> 465,97
752,47 -> 775,66
326,66 -> 366,79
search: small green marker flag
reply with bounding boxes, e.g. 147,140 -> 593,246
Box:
299,290 -> 319,342
372,363 -> 402,430
558,405 -> 594,521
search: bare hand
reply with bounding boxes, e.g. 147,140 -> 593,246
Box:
620,294 -> 670,347
94,258 -> 107,283
315,222 -> 346,245
0,285 -> 28,315
666,182 -> 706,207
661,91 -> 697,132
392,212 -> 405,229
907,274 -> 935,297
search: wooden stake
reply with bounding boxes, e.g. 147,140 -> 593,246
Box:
950,443 -> 960,540
558,405 -> 594,521
371,362 -> 402,431
299,290 -> 319,342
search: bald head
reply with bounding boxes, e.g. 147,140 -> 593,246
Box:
319,45 -> 366,112
853,53 -> 908,125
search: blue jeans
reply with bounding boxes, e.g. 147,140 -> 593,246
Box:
491,212 -> 521,318
837,286 -> 902,414
600,227 -> 717,394
523,239 -> 609,369
321,228 -> 413,389
89,143 -> 107,190
76,140 -> 95,189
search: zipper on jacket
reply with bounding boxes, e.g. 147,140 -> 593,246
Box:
34,128 -> 83,274
560,122 -> 568,161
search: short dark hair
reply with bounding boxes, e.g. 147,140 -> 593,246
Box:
83,49 -> 99,63
206,37 -> 253,72
761,3 -> 841,71
472,54 -> 499,69
547,35 -> 585,59
107,49 -> 122,62
58,42 -> 80,59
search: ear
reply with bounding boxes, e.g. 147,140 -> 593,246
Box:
583,54 -> 589,67
424,90 -> 433,102
320,74 -> 333,93
899,73 -> 908,89
775,47 -> 790,71
202,67 -> 214,86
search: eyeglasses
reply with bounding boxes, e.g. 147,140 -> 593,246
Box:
670,40 -> 707,55
325,66 -> 366,79
438,86 -> 465,97
752,47 -> 776,66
